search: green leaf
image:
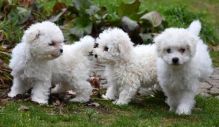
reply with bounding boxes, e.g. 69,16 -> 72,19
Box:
73,0 -> 92,11
140,11 -> 163,27
70,23 -> 92,38
85,5 -> 100,16
118,0 -> 140,20
121,16 -> 139,32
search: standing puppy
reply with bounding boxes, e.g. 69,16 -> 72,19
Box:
8,21 -> 64,104
154,20 -> 213,115
94,28 -> 157,105
51,36 -> 95,103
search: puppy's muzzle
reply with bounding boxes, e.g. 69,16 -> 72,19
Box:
89,51 -> 93,56
172,57 -> 179,64
94,54 -> 98,58
60,49 -> 63,53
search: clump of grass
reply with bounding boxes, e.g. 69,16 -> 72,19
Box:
0,20 -> 23,46
210,51 -> 219,67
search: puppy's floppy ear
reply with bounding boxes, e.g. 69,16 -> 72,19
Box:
22,23 -> 41,43
154,35 -> 163,57
118,39 -> 133,61
25,30 -> 40,43
187,20 -> 201,36
186,38 -> 197,57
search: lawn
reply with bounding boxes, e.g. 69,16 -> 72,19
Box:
0,96 -> 219,127
0,0 -> 219,127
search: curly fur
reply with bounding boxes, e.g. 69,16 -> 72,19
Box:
8,21 -> 94,104
8,21 -> 64,104
51,36 -> 94,103
154,20 -> 213,115
94,28 -> 157,105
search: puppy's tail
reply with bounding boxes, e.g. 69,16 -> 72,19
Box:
195,41 -> 213,81
73,35 -> 95,55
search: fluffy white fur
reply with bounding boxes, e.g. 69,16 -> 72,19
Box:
51,35 -> 94,103
154,20 -> 213,115
94,28 -> 157,105
8,21 -> 94,104
8,21 -> 64,104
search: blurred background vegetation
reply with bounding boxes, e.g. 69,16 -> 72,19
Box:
0,0 -> 219,85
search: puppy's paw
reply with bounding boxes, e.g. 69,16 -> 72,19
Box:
102,94 -> 115,100
70,97 -> 89,103
8,91 -> 17,98
31,97 -> 48,105
176,104 -> 191,115
113,100 -> 128,105
102,95 -> 112,100
169,107 -> 175,112
50,88 -> 58,94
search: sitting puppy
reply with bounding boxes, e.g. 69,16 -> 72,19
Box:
8,21 -> 64,104
154,20 -> 213,115
51,35 -> 94,103
94,28 -> 157,105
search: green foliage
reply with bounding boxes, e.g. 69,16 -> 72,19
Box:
0,20 -> 23,45
1,0 -> 218,45
162,6 -> 219,45
210,51 -> 219,67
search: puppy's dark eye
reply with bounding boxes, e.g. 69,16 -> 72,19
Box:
94,43 -> 99,48
49,41 -> 55,46
104,46 -> 109,51
166,48 -> 171,53
179,48 -> 185,53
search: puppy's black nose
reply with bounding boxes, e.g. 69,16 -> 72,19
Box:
60,49 -> 63,53
172,57 -> 179,64
89,51 -> 93,56
94,54 -> 98,58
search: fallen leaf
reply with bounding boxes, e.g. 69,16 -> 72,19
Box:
87,102 -> 100,107
18,105 -> 29,112
52,2 -> 66,14
19,0 -> 34,7
0,32 -> 4,41
52,100 -> 61,106
66,90 -> 76,95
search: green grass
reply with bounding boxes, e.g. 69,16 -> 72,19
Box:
210,51 -> 219,67
0,96 -> 219,127
139,0 -> 219,45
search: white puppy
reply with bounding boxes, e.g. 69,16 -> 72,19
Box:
51,35 -> 94,103
154,20 -> 213,115
94,28 -> 157,105
8,21 -> 64,104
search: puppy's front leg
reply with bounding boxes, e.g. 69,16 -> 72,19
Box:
31,80 -> 51,104
113,84 -> 139,105
8,77 -> 29,97
176,91 -> 195,115
102,84 -> 118,100
51,83 -> 71,94
70,81 -> 92,103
